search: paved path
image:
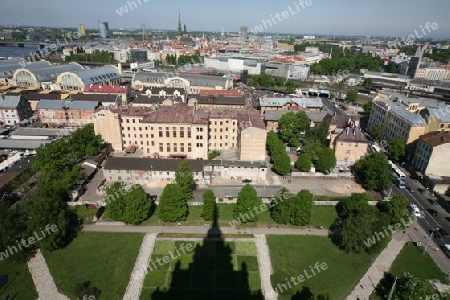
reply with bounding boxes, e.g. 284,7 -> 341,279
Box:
254,234 -> 277,300
346,232 -> 408,300
84,224 -> 330,236
27,249 -> 70,300
123,233 -> 157,300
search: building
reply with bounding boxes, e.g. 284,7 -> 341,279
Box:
332,126 -> 369,165
192,93 -> 247,109
407,56 -> 421,78
70,93 -> 122,106
0,95 -> 33,125
367,93 -> 450,145
83,85 -> 130,104
0,59 -> 52,85
6,92 -> 59,112
103,157 -> 205,188
36,99 -> 99,127
94,103 -> 266,161
56,65 -> 123,92
324,114 -> 361,148
259,97 -> 324,116
78,24 -> 86,37
239,26 -> 247,43
131,72 -> 233,93
129,49 -> 148,63
12,63 -> 84,89
412,131 -> 450,177
99,21 -> 110,39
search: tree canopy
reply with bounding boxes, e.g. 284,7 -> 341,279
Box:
315,147 -> 337,174
266,131 -> 292,176
158,184 -> 189,222
278,112 -> 309,147
295,153 -> 312,172
393,272 -> 431,299
233,184 -> 262,223
353,153 -> 393,192
272,188 -> 314,226
386,195 -> 408,226
388,138 -> 406,161
175,161 -> 194,201
201,189 -> 217,221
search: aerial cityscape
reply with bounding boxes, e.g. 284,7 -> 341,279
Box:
1,0 -> 450,299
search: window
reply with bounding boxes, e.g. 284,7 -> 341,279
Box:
346,150 -> 351,154
174,143 -> 177,152
159,143 -> 163,152
180,127 -> 184,138
188,143 -> 192,152
132,119 -> 135,123
166,127 -> 170,137
167,143 -> 171,152
188,128 -> 191,138
173,127 -> 177,138
355,143 -> 359,147
151,141 -> 155,146
180,143 -> 185,152
159,127 -> 163,137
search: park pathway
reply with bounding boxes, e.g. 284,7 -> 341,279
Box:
346,232 -> 408,300
123,233 -> 157,300
27,249 -> 70,300
254,234 -> 277,300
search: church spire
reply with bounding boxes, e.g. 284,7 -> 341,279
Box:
177,12 -> 182,34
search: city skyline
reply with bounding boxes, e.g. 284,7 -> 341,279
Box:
0,0 -> 450,38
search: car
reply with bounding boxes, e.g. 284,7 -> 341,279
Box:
242,179 -> 252,183
418,188 -> 426,194
441,244 -> 450,258
428,198 -> 438,205
438,228 -> 449,237
427,208 -> 438,217
406,186 -> 415,193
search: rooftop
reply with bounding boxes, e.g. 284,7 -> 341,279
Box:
259,97 -> 323,108
335,127 -> 369,143
199,89 -> 243,97
104,157 -> 204,172
70,93 -> 120,103
36,99 -> 99,111
84,85 -> 129,93
419,131 -> 450,147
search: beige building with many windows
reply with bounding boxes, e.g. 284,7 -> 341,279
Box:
368,93 -> 450,145
412,131 -> 450,177
94,102 -> 266,161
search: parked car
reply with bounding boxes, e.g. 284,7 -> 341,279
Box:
406,186 -> 415,193
427,208 -> 438,217
418,188 -> 426,194
438,228 -> 449,237
428,198 -> 438,205
242,179 -> 252,183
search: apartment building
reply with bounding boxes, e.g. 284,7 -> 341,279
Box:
412,131 -> 450,177
333,127 -> 369,164
36,99 -> 99,127
94,102 -> 266,161
367,93 -> 450,144
259,97 -> 324,116
0,95 -> 33,125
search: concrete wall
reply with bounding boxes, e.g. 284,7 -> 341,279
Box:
239,127 -> 267,161
426,143 -> 450,177
94,109 -> 122,150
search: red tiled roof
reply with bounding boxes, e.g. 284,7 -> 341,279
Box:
419,131 -> 450,147
199,90 -> 243,97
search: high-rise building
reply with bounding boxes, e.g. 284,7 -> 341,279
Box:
407,56 -> 421,78
239,25 -> 247,42
78,24 -> 86,37
99,21 -> 110,39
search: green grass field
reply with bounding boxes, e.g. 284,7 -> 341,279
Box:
0,259 -> 37,299
42,232 -> 144,300
267,235 -> 378,300
370,242 -> 450,299
140,204 -> 337,229
142,239 -> 261,299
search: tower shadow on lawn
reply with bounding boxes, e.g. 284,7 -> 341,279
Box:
151,205 -> 263,300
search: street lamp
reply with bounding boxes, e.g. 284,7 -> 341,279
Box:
422,228 -> 438,255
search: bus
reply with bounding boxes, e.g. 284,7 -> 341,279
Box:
395,178 -> 406,189
392,165 -> 406,182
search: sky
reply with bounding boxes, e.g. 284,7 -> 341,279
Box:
1,0 -> 450,38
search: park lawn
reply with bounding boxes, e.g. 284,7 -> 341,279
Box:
42,232 -> 144,300
268,235 -> 378,300
0,259 -> 37,300
370,242 -> 450,300
310,206 -> 338,228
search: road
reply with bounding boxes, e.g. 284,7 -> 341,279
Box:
321,97 -> 346,115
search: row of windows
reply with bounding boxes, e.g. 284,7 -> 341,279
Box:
159,142 -> 192,153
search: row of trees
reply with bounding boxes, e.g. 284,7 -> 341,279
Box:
310,54 -> 382,75
65,49 -> 116,63
165,51 -> 203,66
266,131 -> 292,176
0,125 -> 104,261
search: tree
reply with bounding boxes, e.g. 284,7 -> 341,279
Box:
295,153 -> 312,172
346,90 -> 357,102
278,111 -> 309,146
388,138 -> 406,161
386,195 -> 408,226
340,193 -> 373,219
272,152 -> 292,176
394,272 -> 431,299
301,138 -> 324,161
158,184 -> 188,222
308,120 -> 330,146
201,189 -> 216,221
315,147 -> 336,174
175,161 -> 194,201
74,281 -> 101,300
363,101 -> 373,114
353,153 -> 393,192
233,184 -> 262,223
68,124 -> 103,158
272,189 -> 313,226
363,78 -> 373,89
105,182 -> 126,221
372,125 -> 382,141
124,184 -> 154,225
208,150 -> 221,160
